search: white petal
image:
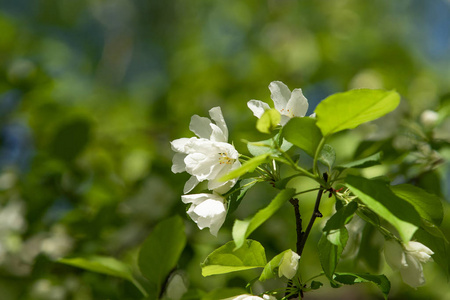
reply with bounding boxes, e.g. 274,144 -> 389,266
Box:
209,123 -> 227,143
247,100 -> 271,118
269,81 -> 290,112
400,254 -> 425,288
209,107 -> 228,141
170,138 -> 191,153
278,250 -> 300,279
285,88 -> 308,118
171,153 -> 187,173
384,240 -> 406,270
189,115 -> 212,139
183,176 -> 200,194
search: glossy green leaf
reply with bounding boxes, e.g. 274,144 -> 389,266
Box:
58,256 -> 147,297
256,109 -> 280,134
227,179 -> 258,215
283,117 -> 323,157
232,188 -> 296,249
333,273 -> 390,300
323,201 -> 358,232
138,215 -> 186,296
201,240 -> 266,276
318,228 -> 348,281
336,152 -> 383,170
345,175 -> 421,242
259,249 -> 291,281
220,154 -> 270,182
315,89 -> 400,136
391,184 -> 443,225
318,144 -> 336,170
414,229 -> 449,278
247,135 -> 293,157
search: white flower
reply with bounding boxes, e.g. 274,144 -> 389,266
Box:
247,81 -> 309,126
384,240 -> 434,288
420,109 -> 439,128
278,249 -> 300,279
171,107 -> 241,194
165,273 -> 188,300
231,294 -> 276,300
181,193 -> 227,236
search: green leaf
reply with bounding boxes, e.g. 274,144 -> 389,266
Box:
50,118 -> 91,161
390,184 -> 443,226
345,175 -> 421,242
259,249 -> 291,281
323,201 -> 358,232
201,240 -> 267,276
310,281 -> 324,290
318,228 -> 348,281
315,89 -> 400,136
318,144 -> 336,170
227,179 -> 258,215
220,154 -> 270,182
333,273 -> 390,300
336,152 -> 383,170
414,229 -> 449,278
58,256 -> 147,297
257,109 -> 280,134
283,117 -> 323,157
247,135 -> 293,157
232,188 -> 296,249
138,215 -> 186,296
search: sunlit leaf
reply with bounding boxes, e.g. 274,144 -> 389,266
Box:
259,249 -> 292,281
315,89 -> 400,136
336,152 -> 383,170
201,240 -> 266,276
283,117 -> 323,157
256,109 -> 280,134
220,154 -> 270,182
345,175 -> 421,242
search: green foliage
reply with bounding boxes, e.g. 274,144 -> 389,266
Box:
283,117 -> 323,157
259,249 -> 291,281
256,109 -> 281,134
58,256 -> 147,296
201,240 -> 267,276
220,154 -> 271,181
315,89 -> 400,136
333,273 -> 390,300
345,176 -> 421,242
138,215 -> 186,297
232,189 -> 295,249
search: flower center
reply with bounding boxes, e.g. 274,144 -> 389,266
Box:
218,152 -> 234,165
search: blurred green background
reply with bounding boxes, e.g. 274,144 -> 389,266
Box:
0,0 -> 449,299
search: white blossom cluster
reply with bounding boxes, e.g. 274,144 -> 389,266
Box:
384,239 -> 434,288
171,81 -> 311,236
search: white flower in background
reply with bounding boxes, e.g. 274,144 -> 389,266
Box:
164,272 -> 188,300
278,249 -> 300,279
384,239 -> 434,288
171,107 -> 241,194
231,294 -> 276,300
420,109 -> 439,128
248,81 -> 309,126
181,193 -> 227,236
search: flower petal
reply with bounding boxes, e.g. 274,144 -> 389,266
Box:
384,240 -> 406,270
189,115 -> 212,139
247,100 -> 270,118
269,81 -> 290,112
183,176 -> 200,194
285,88 -> 308,118
209,107 -> 228,141
400,254 -> 425,288
171,153 -> 187,173
170,138 -> 191,153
